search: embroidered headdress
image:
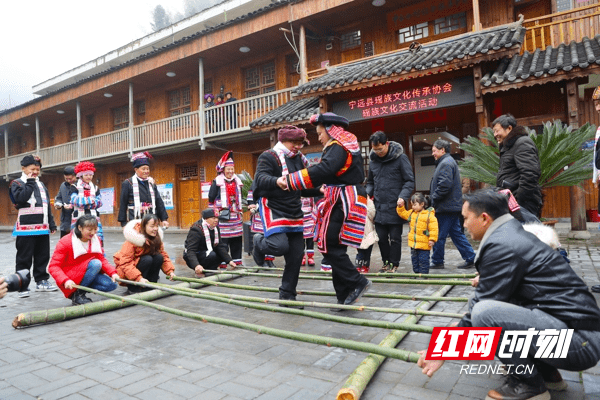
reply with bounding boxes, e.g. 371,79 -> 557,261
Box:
74,161 -> 96,178
216,151 -> 234,174
131,151 -> 153,169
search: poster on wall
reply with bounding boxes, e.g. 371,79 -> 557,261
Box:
157,183 -> 174,210
97,188 -> 114,214
201,182 -> 211,199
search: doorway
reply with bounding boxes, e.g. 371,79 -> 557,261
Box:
177,164 -> 201,229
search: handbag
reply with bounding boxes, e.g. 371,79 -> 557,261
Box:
219,209 -> 231,221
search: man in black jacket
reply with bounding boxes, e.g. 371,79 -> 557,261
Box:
366,131 -> 415,273
54,165 -> 76,238
418,189 -> 600,400
183,208 -> 236,275
494,114 -> 542,216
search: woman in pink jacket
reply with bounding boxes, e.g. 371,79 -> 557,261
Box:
48,215 -> 119,306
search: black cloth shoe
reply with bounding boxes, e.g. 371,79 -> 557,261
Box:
278,293 -> 303,309
591,285 -> 600,293
252,234 -> 265,266
265,260 -> 275,268
486,374 -> 549,400
457,261 -> 475,269
344,279 -> 372,305
430,264 -> 444,269
330,300 -> 345,312
71,289 -> 93,306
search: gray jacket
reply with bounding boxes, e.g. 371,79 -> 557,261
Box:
55,181 -> 74,231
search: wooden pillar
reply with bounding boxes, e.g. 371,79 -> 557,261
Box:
4,127 -> 8,179
319,96 -> 328,113
199,57 -> 206,150
35,117 -> 40,153
299,25 -> 308,84
128,83 -> 134,156
472,0 -> 481,32
76,101 -> 82,161
473,65 -> 489,189
566,80 -> 589,238
269,130 -> 277,148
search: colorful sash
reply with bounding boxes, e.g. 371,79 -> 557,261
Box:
214,174 -> 243,211
71,179 -> 100,225
13,174 -> 49,236
131,174 -> 156,218
202,219 -> 219,252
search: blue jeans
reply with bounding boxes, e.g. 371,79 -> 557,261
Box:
80,259 -> 117,292
410,248 -> 430,274
471,300 -> 600,380
431,212 -> 475,265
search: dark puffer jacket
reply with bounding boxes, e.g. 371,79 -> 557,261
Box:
429,153 -> 463,213
496,126 -> 542,216
366,141 -> 415,225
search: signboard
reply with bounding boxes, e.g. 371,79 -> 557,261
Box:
332,75 -> 475,123
201,182 -> 211,199
387,0 -> 471,32
157,183 -> 174,210
97,188 -> 114,214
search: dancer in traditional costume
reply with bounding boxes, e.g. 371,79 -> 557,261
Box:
282,113 -> 371,306
118,151 -> 169,228
10,154 -> 58,297
70,161 -> 104,244
208,151 -> 244,267
247,182 -> 276,267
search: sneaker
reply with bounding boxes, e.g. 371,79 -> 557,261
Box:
301,254 -> 307,266
307,255 -> 315,266
457,260 -> 475,269
36,280 -> 58,292
252,234 -> 265,266
321,264 -> 332,272
360,265 -> 370,273
18,289 -> 30,298
380,261 -> 390,273
385,264 -> 398,274
344,279 -> 372,305
485,374 -> 550,400
591,285 -> 600,293
430,263 -> 445,269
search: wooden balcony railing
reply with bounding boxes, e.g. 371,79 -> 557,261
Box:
2,88 -> 296,175
522,4 -> 600,52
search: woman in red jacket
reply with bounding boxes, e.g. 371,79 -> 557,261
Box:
48,215 -> 119,305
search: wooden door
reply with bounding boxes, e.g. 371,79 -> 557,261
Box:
178,164 -> 200,229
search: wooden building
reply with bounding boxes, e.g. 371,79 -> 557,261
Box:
1,0 -> 600,229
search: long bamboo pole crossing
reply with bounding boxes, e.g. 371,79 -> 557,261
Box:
171,276 -> 470,302
123,279 -> 465,318
236,266 -> 477,279
199,269 -> 473,285
76,285 -> 425,363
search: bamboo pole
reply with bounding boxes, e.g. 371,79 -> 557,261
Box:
132,280 -> 465,318
75,285 -> 423,362
12,272 -> 239,328
115,280 -> 436,333
337,285 -> 454,400
171,276 -> 469,302
230,266 -> 476,279
184,272 -> 473,286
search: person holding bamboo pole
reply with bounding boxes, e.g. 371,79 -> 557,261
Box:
48,215 -> 119,305
183,208 -> 237,275
114,213 -> 176,294
252,125 -> 321,306
282,113 -> 371,306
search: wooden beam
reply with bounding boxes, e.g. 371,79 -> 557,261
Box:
299,25 -> 308,84
472,0 -> 481,32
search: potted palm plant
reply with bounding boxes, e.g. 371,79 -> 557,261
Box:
458,120 -> 596,220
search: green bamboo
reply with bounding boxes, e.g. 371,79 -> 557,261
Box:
171,276 -> 469,302
337,285 -> 454,400
12,272 -> 238,328
217,267 -> 476,279
117,279 -> 435,333
149,281 -> 464,318
181,272 -> 472,285
76,285 -> 423,362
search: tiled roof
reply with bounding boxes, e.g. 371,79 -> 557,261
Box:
293,22 -> 525,96
250,96 -> 319,129
0,0 -> 293,118
481,36 -> 600,87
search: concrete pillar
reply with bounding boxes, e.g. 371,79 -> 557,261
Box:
76,101 -> 82,161
199,57 -> 206,150
129,83 -> 134,156
299,25 -> 308,84
4,127 -> 8,179
35,117 -> 40,153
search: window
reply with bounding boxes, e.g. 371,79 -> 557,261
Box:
434,12 -> 467,35
68,120 -> 77,141
341,30 -> 361,50
113,106 -> 129,130
245,61 -> 276,98
399,22 -> 429,44
204,79 -> 213,96
169,87 -> 191,117
138,101 -> 146,115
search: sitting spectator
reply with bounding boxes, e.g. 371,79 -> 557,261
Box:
48,215 -> 118,306
183,208 -> 237,276
114,213 -> 175,294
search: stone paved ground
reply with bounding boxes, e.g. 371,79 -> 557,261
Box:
0,225 -> 599,400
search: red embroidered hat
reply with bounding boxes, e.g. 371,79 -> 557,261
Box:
74,161 -> 96,177
216,151 -> 234,173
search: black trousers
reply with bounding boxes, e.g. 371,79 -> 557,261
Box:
128,254 -> 164,292
255,231 -> 304,298
60,230 -> 71,238
222,236 -> 243,262
374,222 -> 404,266
326,205 -> 368,303
15,235 -> 50,283
184,251 -> 226,271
